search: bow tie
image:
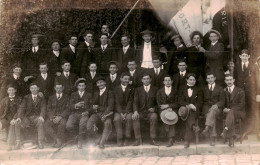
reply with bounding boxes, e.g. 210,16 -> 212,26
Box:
187,86 -> 194,90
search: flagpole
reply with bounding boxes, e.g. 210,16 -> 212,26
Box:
230,0 -> 234,61
110,0 -> 141,39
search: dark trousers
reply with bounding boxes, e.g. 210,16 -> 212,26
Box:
87,113 -> 112,145
1,118 -> 17,145
15,116 -> 45,141
133,112 -> 158,139
223,109 -> 243,137
205,108 -> 220,137
164,124 -> 175,138
113,112 -> 133,143
44,118 -> 66,141
66,113 -> 89,141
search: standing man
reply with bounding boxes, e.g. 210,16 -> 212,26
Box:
117,34 -> 135,72
84,62 -> 100,95
61,34 -> 78,74
105,61 -> 121,91
222,74 -> 245,147
113,73 -> 134,146
132,73 -> 160,146
126,59 -> 142,88
173,60 -> 189,93
148,56 -> 167,88
48,40 -> 62,76
87,77 -> 114,149
201,72 -> 225,146
15,83 -> 46,149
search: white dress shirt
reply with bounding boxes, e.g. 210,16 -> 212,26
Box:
211,41 -> 218,46
177,44 -> 184,48
187,85 -> 193,97
180,71 -> 186,77
101,44 -> 108,51
129,70 -> 136,76
165,86 -> 172,96
100,87 -> 106,96
121,84 -> 127,92
123,45 -> 130,54
90,71 -> 96,79
32,94 -> 37,101
208,83 -> 215,91
228,85 -> 235,93
154,67 -> 160,75
64,71 -> 70,77
32,46 -> 39,53
85,41 -> 90,47
53,50 -> 60,57
110,73 -> 117,82
242,61 -> 249,70
78,91 -> 85,98
141,42 -> 153,68
56,93 -> 63,99
41,73 -> 48,80
13,74 -> 19,80
144,84 -> 151,93
69,44 -> 76,53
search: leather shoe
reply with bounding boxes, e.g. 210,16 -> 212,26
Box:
38,140 -> 44,149
166,138 -> 174,147
14,141 -> 21,150
184,141 -> 190,148
150,139 -> 160,146
132,138 -> 142,146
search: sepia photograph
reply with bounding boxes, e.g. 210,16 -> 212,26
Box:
0,0 -> 259,164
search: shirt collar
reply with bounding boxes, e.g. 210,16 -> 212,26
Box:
69,44 -> 75,49
208,83 -> 215,89
144,84 -> 151,89
144,42 -> 151,45
41,73 -> 47,77
13,74 -> 19,79
178,44 -> 184,48
78,90 -> 85,95
56,93 -> 63,98
85,41 -> 90,46
123,45 -> 130,50
211,41 -> 218,46
110,73 -> 117,77
130,70 -> 136,73
9,95 -> 15,99
101,44 -> 108,49
63,71 -> 70,75
165,86 -> 172,90
121,84 -> 127,89
32,94 -> 38,98
154,67 -> 160,72
180,70 -> 186,75
229,85 -> 235,92
100,87 -> 106,93
242,61 -> 249,66
32,46 -> 39,51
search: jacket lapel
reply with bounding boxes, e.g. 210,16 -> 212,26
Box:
230,87 -> 238,102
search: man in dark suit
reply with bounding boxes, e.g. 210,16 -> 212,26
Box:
0,84 -> 22,150
113,73 -> 134,146
48,40 -> 62,76
117,34 -> 135,72
94,33 -> 116,75
157,75 -> 179,147
105,61 -> 121,91
173,60 -> 189,93
44,83 -> 70,148
14,83 -> 46,149
87,77 -> 114,149
84,62 -> 100,95
77,31 -> 95,77
148,56 -> 167,88
132,73 -> 160,146
222,74 -> 245,147
60,34 -> 78,74
127,59 -> 142,88
66,78 -> 92,149
54,61 -> 78,96
201,72 -> 225,146
21,34 -> 47,81
178,73 -> 202,148
0,63 -> 26,100
34,63 -> 54,100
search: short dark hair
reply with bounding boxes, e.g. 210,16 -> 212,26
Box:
206,72 -> 215,77
186,73 -> 197,80
177,59 -> 187,65
68,34 -> 78,40
88,62 -> 97,67
152,55 -> 161,61
29,82 -> 38,87
77,80 -> 86,85
141,73 -> 152,79
61,60 -> 70,65
241,49 -> 249,55
120,72 -> 131,78
127,59 -> 136,64
100,33 -> 108,38
190,31 -> 203,41
83,30 -> 94,37
225,74 -> 234,79
39,62 -> 48,67
121,34 -> 130,39
163,75 -> 173,80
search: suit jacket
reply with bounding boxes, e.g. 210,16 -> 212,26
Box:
224,86 -> 245,119
117,46 -> 135,72
0,74 -> 26,100
47,94 -> 70,119
69,91 -> 92,113
54,72 -> 78,96
48,51 -> 62,76
92,88 -> 114,115
202,84 -> 225,114
186,46 -> 205,77
156,87 -> 179,113
76,42 -> 94,76
105,74 -> 121,91
133,85 -> 158,113
128,69 -> 142,88
93,45 -> 116,74
84,72 -> 100,94
114,85 -> 134,114
60,45 -> 77,73
21,48 -> 47,77
178,85 -> 203,115
173,71 -> 189,93
148,68 -> 167,88
17,94 -> 46,119
34,74 -> 54,99
0,96 -> 22,119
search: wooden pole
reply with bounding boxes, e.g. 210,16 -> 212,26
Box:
230,0 -> 234,61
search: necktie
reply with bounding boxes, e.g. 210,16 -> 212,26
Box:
145,86 -> 148,93
33,96 -> 36,102
57,94 -> 61,100
180,73 -> 183,78
111,75 -> 114,82
102,46 -> 105,51
228,87 -> 231,93
155,68 -> 159,76
123,47 -> 127,54
65,73 -> 69,78
33,47 -> 36,53
210,85 -> 213,91
91,72 -> 94,79
242,63 -> 246,72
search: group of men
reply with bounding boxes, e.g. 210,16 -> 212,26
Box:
0,25 -> 258,151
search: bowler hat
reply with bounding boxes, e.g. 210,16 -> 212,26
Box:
141,30 -> 154,35
171,34 -> 181,41
94,76 -> 106,83
160,108 -> 178,125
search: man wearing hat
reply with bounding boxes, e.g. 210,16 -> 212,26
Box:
113,72 -> 135,146
48,39 -> 62,76
0,63 -> 26,100
201,72 -> 225,146
54,60 -> 78,96
21,33 -> 47,80
60,34 -> 78,74
200,29 -> 225,87
132,73 -> 160,146
66,78 -> 92,149
157,75 -> 179,147
87,76 -> 114,149
44,82 -> 70,148
93,33 -> 116,75
15,83 -> 46,149
105,61 -> 121,91
0,84 -> 22,150
166,35 -> 187,76
178,73 -> 202,148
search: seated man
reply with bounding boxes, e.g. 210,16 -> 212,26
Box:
0,84 -> 22,150
15,83 -> 46,149
44,82 -> 70,148
132,73 -> 160,146
178,73 -> 202,148
221,74 -> 245,147
66,78 -> 91,149
113,73 -> 134,146
157,75 -> 179,147
105,61 -> 121,91
202,72 -> 225,146
87,77 -> 114,149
